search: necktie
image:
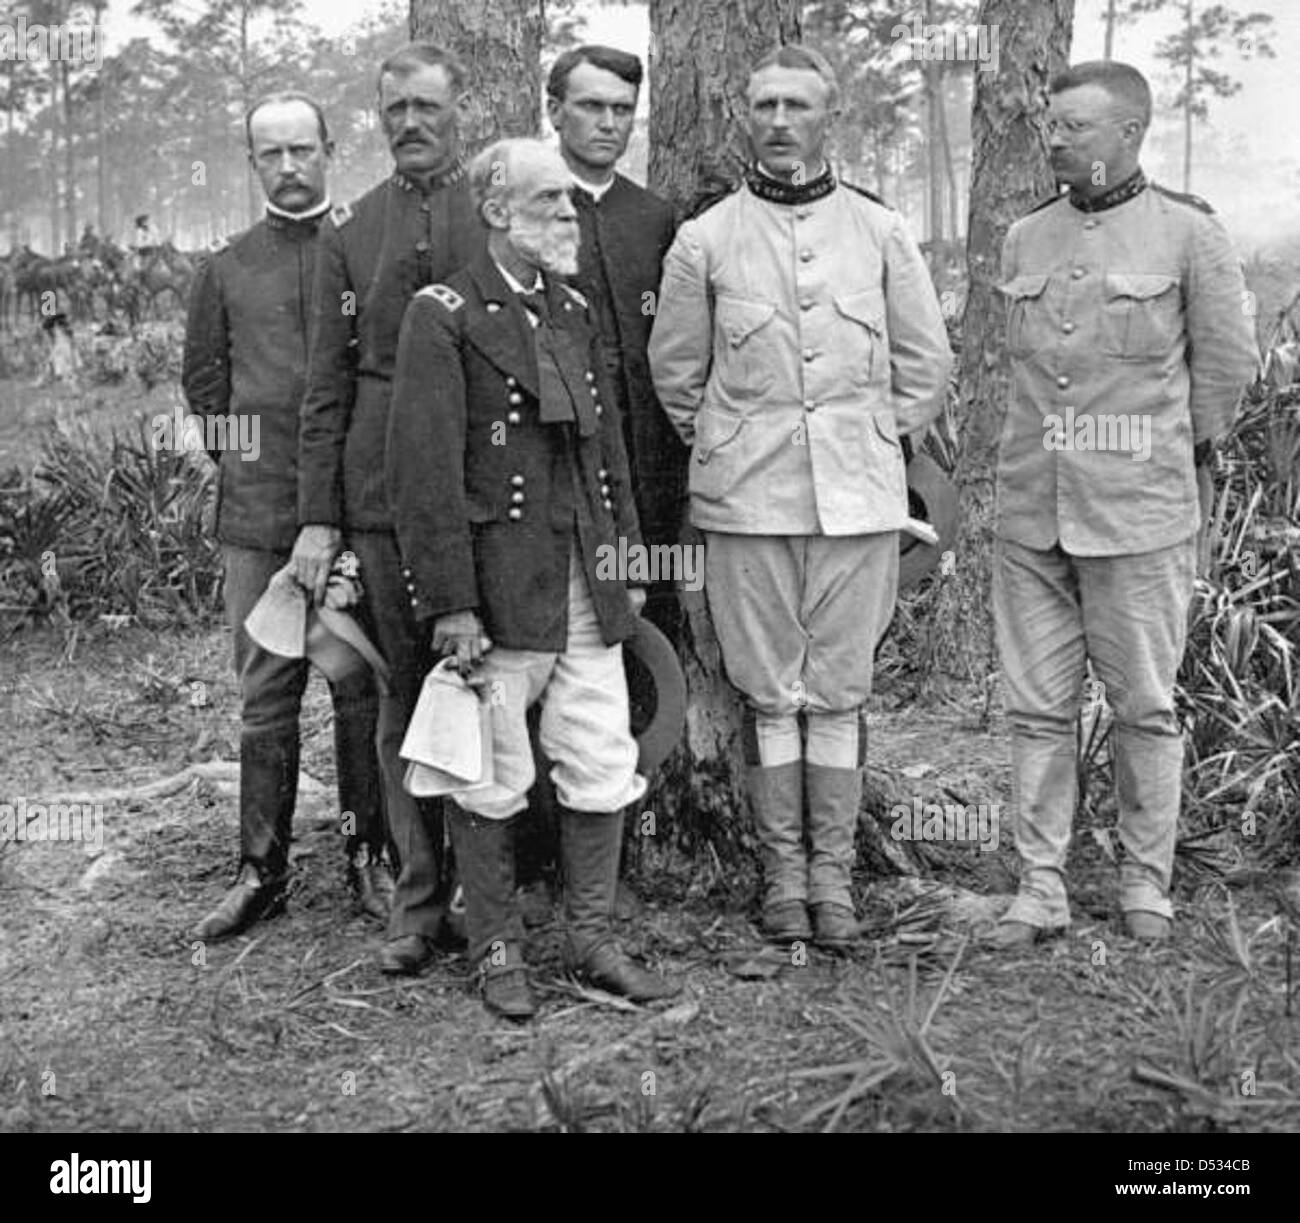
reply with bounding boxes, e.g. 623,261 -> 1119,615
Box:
519,288 -> 552,325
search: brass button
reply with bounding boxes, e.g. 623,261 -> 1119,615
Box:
507,508 -> 522,521
506,376 -> 517,387
1062,321 -> 1076,334
1056,374 -> 1070,389
804,399 -> 817,411
510,474 -> 525,487
600,484 -> 610,496
799,248 -> 814,262
597,468 -> 608,480
1071,267 -> 1085,280
589,387 -> 599,398
507,391 -> 523,405
585,371 -> 595,383
802,348 -> 815,362
415,240 -> 429,253
507,411 -> 521,425
596,405 -> 603,416
486,302 -> 501,313
1083,219 -> 1098,230
510,491 -> 525,505
796,207 -> 811,220
603,498 -> 613,510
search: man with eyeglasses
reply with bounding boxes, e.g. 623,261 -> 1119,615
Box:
294,42 -> 486,976
991,62 -> 1257,947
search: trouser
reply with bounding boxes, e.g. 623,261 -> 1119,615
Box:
349,530 -> 448,940
445,550 -> 645,962
704,531 -> 899,909
223,544 -> 385,878
993,536 -> 1197,926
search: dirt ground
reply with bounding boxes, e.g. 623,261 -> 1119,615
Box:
2,615 -> 1297,1134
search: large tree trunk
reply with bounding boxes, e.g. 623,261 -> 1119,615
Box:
410,0 -> 543,152
926,0 -> 1073,698
647,0 -> 800,210
1182,0 -> 1194,193
61,58 -> 75,247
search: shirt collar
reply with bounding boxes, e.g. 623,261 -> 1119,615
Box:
493,257 -> 543,295
571,172 -> 616,203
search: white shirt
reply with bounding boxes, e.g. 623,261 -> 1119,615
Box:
493,258 -> 544,327
571,173 -> 615,203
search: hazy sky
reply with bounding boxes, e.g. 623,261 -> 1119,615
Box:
98,0 -> 1296,246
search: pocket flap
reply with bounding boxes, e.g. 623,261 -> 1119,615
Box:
694,412 -> 745,463
833,288 -> 886,332
1104,272 -> 1179,301
716,296 -> 776,347
998,274 -> 1050,301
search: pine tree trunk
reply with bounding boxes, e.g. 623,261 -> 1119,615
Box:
410,0 -> 543,153
927,0 -> 1073,694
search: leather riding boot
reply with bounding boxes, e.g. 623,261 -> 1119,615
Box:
191,860 -> 288,942
331,671 -> 393,921
238,726 -> 299,882
446,805 -> 533,1018
805,764 -> 862,949
747,762 -> 809,937
559,807 -> 679,1001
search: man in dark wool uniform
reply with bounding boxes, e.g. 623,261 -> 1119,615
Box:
386,138 -> 680,1020
546,45 -> 686,644
183,92 -> 389,939
291,43 -> 485,976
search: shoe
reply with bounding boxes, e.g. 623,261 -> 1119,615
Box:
574,938 -> 681,1002
812,902 -> 858,951
1125,911 -> 1172,942
480,962 -> 537,1021
986,919 -> 1069,949
762,899 -> 812,942
349,846 -> 395,923
191,863 -> 287,941
379,933 -> 436,976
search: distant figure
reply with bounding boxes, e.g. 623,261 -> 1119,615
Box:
39,313 -> 78,387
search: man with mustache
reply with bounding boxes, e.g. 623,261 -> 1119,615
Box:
292,43 -> 485,976
990,62 -> 1257,946
386,138 -> 679,1019
650,46 -> 952,951
183,92 -> 388,938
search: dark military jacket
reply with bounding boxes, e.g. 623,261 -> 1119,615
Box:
386,252 -> 643,652
182,211 -> 321,551
572,175 -> 686,550
297,167 -> 484,532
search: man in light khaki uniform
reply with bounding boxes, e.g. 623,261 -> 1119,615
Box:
650,45 -> 951,949
992,62 -> 1258,946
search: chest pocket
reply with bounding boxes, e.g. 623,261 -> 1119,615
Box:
833,289 -> 886,388
998,274 -> 1051,360
1101,273 -> 1182,360
713,296 -> 777,397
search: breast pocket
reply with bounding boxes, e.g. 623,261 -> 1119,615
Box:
998,274 -> 1052,360
833,289 -> 886,388
1101,273 -> 1182,360
713,296 -> 777,398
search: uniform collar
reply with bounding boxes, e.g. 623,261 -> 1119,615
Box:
392,159 -> 467,194
1069,168 -> 1147,213
265,197 -> 331,228
744,161 -> 836,206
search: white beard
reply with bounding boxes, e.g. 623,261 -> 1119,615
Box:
511,216 -> 580,278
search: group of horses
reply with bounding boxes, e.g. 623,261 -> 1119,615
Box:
0,235 -> 198,332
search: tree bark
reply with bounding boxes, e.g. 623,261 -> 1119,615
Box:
1183,0 -> 1194,193
926,0 -> 1074,694
410,0 -> 543,153
61,57 -> 75,246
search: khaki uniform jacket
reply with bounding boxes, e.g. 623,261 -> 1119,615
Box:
648,181 -> 952,536
996,182 -> 1259,556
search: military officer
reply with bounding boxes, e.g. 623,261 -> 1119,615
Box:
292,43 -> 485,975
990,62 -> 1258,946
547,45 -> 686,644
649,46 -> 952,950
183,92 -> 389,939
386,138 -> 680,1020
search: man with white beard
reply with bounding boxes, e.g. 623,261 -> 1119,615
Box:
386,139 -> 679,1019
